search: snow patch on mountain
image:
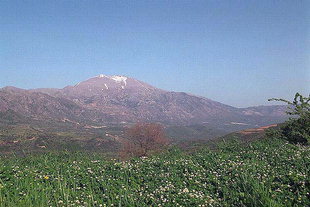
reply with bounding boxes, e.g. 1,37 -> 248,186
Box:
111,76 -> 127,86
99,74 -> 107,78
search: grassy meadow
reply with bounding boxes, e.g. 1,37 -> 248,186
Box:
0,138 -> 309,207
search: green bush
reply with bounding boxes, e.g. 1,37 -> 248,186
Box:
269,93 -> 310,144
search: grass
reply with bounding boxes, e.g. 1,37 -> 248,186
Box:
0,138 -> 309,207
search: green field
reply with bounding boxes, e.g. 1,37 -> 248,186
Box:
0,138 -> 309,207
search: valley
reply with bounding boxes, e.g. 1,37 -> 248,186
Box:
0,74 -> 289,153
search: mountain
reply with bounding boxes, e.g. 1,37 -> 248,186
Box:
1,74 -> 288,128
0,86 -> 116,125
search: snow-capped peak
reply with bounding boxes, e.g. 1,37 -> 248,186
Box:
110,75 -> 127,86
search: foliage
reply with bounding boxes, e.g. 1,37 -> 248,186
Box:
268,93 -> 310,144
121,123 -> 169,157
0,138 -> 309,207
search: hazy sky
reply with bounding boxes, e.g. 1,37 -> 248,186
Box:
0,0 -> 309,107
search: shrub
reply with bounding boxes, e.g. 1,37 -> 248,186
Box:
121,123 -> 169,157
268,93 -> 310,144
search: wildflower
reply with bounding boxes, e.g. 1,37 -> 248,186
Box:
183,188 -> 189,193
44,176 -> 49,180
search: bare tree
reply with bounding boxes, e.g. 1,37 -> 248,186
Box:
121,123 -> 169,157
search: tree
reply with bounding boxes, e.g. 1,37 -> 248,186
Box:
121,123 -> 169,157
268,93 -> 310,144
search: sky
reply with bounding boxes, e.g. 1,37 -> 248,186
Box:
0,0 -> 309,107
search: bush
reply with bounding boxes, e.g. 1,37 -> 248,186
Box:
120,123 -> 169,158
268,93 -> 310,144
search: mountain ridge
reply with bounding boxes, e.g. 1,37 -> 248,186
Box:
0,74 -> 288,128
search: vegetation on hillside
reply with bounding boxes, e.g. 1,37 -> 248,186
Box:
0,93 -> 308,206
0,138 -> 309,207
268,93 -> 310,144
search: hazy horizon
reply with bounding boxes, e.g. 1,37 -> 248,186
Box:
1,0 -> 309,107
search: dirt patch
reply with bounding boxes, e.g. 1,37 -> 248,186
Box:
239,124 -> 278,135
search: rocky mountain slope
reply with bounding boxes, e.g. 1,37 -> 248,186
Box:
1,75 -> 288,128
0,86 -> 115,124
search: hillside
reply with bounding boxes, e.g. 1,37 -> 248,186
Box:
0,138 -> 308,206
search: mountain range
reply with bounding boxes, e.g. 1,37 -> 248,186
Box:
0,74 -> 290,152
0,74 -> 288,128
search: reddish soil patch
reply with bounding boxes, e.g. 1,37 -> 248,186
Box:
239,124 -> 278,135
